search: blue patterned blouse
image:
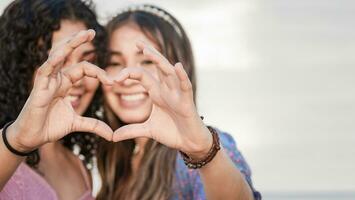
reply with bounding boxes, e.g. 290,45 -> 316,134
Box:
172,128 -> 262,200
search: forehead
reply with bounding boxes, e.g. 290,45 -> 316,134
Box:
52,20 -> 87,44
109,22 -> 160,52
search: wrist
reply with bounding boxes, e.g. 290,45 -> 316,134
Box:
5,121 -> 36,153
180,126 -> 221,169
178,114 -> 213,159
185,126 -> 213,159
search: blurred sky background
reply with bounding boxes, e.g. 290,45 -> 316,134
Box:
1,0 -> 355,199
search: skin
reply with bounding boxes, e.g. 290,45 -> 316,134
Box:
52,20 -> 99,116
35,20 -> 100,200
104,23 -> 160,124
0,28 -> 113,200
104,23 -> 255,200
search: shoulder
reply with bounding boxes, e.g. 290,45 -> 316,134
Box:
0,163 -> 56,199
212,127 -> 247,167
215,127 -> 239,148
213,127 -> 262,199
0,163 -> 27,199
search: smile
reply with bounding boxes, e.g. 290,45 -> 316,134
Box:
120,93 -> 146,101
118,92 -> 148,108
67,95 -> 81,108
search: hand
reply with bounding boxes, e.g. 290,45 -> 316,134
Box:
7,30 -> 114,152
112,42 -> 212,158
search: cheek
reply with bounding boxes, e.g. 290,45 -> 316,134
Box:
145,65 -> 160,81
102,85 -> 116,106
101,83 -> 113,95
74,78 -> 99,115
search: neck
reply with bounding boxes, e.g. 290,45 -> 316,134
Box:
39,141 -> 67,160
134,138 -> 148,149
131,138 -> 148,175
133,137 -> 148,156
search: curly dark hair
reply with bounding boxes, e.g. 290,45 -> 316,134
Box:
0,0 -> 107,168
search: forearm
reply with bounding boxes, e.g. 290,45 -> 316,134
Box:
198,148 -> 254,200
0,127 -> 23,190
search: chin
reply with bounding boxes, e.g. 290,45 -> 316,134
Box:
115,109 -> 150,124
120,114 -> 150,124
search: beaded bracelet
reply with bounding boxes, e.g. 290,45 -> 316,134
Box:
2,121 -> 37,157
180,126 -> 221,169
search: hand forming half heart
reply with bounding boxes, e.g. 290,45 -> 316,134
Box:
7,30 -> 114,153
111,41 -> 213,157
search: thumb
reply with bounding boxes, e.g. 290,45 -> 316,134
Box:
113,123 -> 150,142
72,115 -> 113,141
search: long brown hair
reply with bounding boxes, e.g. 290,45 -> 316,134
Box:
97,4 -> 196,200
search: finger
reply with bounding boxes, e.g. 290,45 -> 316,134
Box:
114,67 -> 159,92
65,43 -> 95,66
37,30 -> 96,77
136,41 -> 175,76
47,73 -> 60,94
50,29 -> 96,54
73,116 -> 113,141
137,42 -> 180,89
112,123 -> 150,142
174,62 -> 193,92
114,67 -> 164,105
157,65 -> 180,90
62,61 -> 113,86
33,67 -> 61,91
32,73 -> 50,91
50,30 -> 90,51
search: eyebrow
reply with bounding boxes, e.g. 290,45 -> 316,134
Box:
108,50 -> 144,56
109,51 -> 122,56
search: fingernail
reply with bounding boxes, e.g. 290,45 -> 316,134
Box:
87,29 -> 96,35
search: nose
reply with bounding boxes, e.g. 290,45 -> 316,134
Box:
117,64 -> 141,87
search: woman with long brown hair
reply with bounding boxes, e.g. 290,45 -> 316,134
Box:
97,4 -> 261,200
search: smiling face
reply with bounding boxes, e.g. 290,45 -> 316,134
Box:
51,20 -> 98,115
103,22 -> 161,124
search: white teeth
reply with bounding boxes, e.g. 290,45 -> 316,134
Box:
121,93 -> 145,101
67,95 -> 79,101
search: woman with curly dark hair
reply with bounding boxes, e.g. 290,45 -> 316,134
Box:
0,0 -> 111,199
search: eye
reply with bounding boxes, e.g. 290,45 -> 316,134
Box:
107,62 -> 122,67
81,55 -> 96,63
81,51 -> 96,63
141,60 -> 154,66
107,56 -> 123,67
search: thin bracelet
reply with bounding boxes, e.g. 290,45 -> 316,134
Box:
180,125 -> 221,169
2,121 -> 37,157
